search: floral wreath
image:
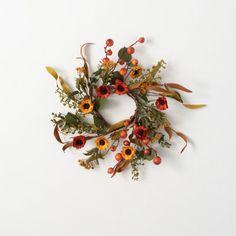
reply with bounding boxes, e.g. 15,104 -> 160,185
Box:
46,37 -> 205,180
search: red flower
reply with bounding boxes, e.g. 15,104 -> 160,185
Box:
133,125 -> 148,140
72,135 -> 86,149
96,85 -> 110,98
155,96 -> 168,110
114,80 -> 128,95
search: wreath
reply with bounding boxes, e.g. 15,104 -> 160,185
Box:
46,37 -> 205,180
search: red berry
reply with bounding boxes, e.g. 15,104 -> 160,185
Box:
123,120 -> 129,126
118,59 -> 125,65
123,140 -> 130,146
107,167 -> 114,174
106,49 -> 112,56
127,47 -> 135,54
103,57 -> 110,63
110,145 -> 116,152
138,37 -> 145,43
131,59 -> 138,65
115,153 -> 123,161
119,68 -> 127,76
120,130 -> 127,138
142,138 -> 150,145
153,156 -> 161,165
106,39 -> 114,47
144,149 -> 151,155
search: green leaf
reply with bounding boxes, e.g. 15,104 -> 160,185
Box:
93,116 -> 106,129
112,71 -> 124,80
94,98 -> 107,110
138,93 -> 148,102
65,112 -> 80,125
118,47 -> 132,62
110,71 -> 124,84
110,131 -> 121,140
144,150 -> 156,161
84,148 -> 98,156
94,68 -> 102,76
75,77 -> 85,90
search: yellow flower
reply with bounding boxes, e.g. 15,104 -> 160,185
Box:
101,60 -> 116,70
76,67 -> 86,74
121,146 -> 136,160
79,98 -> 94,113
95,136 -> 109,150
130,66 -> 142,79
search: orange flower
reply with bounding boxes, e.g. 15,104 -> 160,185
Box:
72,135 -> 86,149
114,80 -> 128,95
96,85 -> 110,98
130,66 -> 142,79
155,96 -> 168,110
133,125 -> 148,140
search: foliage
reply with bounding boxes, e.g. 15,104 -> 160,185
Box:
46,37 -> 205,180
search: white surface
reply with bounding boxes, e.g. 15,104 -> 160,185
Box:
0,0 -> 236,235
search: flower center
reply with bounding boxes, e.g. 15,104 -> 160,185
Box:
125,149 -> 132,155
159,100 -> 165,105
117,85 -> 124,91
138,129 -> 144,136
100,87 -> 108,94
83,103 -> 90,109
99,139 -> 105,146
76,139 -> 83,145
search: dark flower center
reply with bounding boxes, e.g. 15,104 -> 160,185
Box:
138,129 -> 144,136
125,149 -> 132,155
100,87 -> 108,94
133,69 -> 140,75
76,139 -> 83,146
99,139 -> 105,146
159,99 -> 165,105
83,103 -> 90,109
117,85 -> 124,91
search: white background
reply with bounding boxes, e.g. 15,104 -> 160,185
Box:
0,0 -> 236,235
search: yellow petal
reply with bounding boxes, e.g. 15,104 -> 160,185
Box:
58,76 -> 72,94
46,66 -> 72,94
46,66 -> 58,80
183,104 -> 206,109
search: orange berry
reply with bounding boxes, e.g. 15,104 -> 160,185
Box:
120,130 -> 127,138
106,49 -> 112,55
131,59 -> 138,65
142,138 -> 150,145
153,156 -> 161,165
107,167 -> 114,174
138,37 -> 145,43
127,47 -> 135,54
110,145 -> 116,152
106,39 -> 114,47
123,120 -> 129,126
144,149 -> 151,155
115,153 -> 123,161
119,68 -> 127,76
123,140 -> 130,146
118,59 -> 125,65
103,57 -> 110,63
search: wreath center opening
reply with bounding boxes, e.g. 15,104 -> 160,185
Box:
98,93 -> 136,125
